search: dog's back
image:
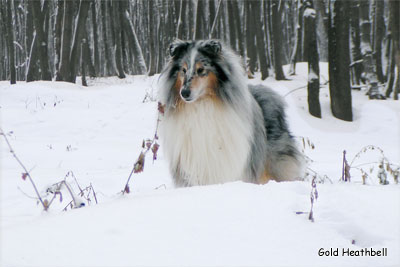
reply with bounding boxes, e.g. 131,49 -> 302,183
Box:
249,84 -> 304,182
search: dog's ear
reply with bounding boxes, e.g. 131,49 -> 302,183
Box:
200,40 -> 222,57
169,39 -> 188,58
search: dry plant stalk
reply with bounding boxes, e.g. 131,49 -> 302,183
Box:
1,128 -> 97,211
0,128 -> 47,210
295,175 -> 319,222
122,102 -> 165,194
348,145 -> 399,185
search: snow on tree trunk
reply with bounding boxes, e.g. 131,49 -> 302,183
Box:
328,0 -> 352,121
304,5 -> 321,118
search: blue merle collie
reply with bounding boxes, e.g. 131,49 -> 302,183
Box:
158,39 -> 304,187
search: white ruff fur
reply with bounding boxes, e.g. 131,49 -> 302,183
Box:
161,99 -> 252,186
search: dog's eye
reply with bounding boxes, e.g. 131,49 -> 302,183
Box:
182,68 -> 187,74
197,68 -> 205,75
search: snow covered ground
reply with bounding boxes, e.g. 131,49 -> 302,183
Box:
1,63 -> 399,267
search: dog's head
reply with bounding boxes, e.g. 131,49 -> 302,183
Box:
168,40 -> 224,103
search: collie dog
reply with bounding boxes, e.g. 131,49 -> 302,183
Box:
158,40 -> 304,187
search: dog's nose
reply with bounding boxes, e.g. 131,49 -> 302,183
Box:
181,89 -> 191,99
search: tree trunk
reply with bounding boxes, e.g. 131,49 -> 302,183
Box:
68,0 -> 91,83
245,0 -> 257,76
385,0 -> 400,99
314,0 -> 328,62
289,0 -> 303,75
251,1 -> 269,80
209,0 -> 222,39
385,38 -> 396,97
208,0 -> 215,34
82,25 -> 96,78
81,41 -> 87,87
54,0 -> 64,73
328,0 -> 352,121
5,0 -> 16,84
227,0 -> 237,50
148,0 -> 157,76
31,0 -> 51,80
90,0 -> 99,76
359,0 -> 385,99
232,0 -> 244,58
111,1 -> 125,79
176,0 -> 186,39
100,1 -> 114,76
373,0 -> 384,83
349,0 -> 362,87
56,0 -> 74,81
304,5 -> 321,118
119,0 -> 147,74
194,0 -> 205,40
271,0 -> 286,80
